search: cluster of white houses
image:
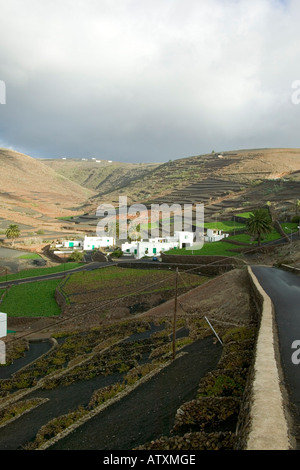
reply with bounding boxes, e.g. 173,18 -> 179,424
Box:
121,229 -> 229,259
121,231 -> 194,259
54,228 -> 228,260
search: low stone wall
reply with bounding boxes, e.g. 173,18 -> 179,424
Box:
117,261 -> 236,276
42,245 -> 64,264
227,242 -> 287,255
92,251 -> 111,262
54,276 -> 70,314
232,215 -> 249,224
280,264 -> 300,275
242,267 -> 291,450
161,253 -> 244,266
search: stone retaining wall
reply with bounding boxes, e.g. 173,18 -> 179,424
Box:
161,253 -> 244,266
242,267 -> 291,450
54,276 -> 70,314
42,245 -> 64,264
281,264 -> 300,275
117,261 -> 236,276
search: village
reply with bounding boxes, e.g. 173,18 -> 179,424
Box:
51,227 -> 228,260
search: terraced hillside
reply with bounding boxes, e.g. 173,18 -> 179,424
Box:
150,178 -> 246,206
81,148 -> 300,223
0,147 -> 299,238
42,158 -> 158,194
203,178 -> 300,221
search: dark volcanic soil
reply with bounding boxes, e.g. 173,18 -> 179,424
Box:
49,336 -> 221,450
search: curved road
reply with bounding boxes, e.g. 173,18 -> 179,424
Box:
0,259 -> 168,289
0,261 -> 116,289
251,266 -> 300,448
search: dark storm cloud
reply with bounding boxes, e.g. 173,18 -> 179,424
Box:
0,0 -> 300,163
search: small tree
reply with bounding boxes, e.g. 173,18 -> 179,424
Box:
5,224 -> 20,247
246,209 -> 273,246
68,250 -> 85,262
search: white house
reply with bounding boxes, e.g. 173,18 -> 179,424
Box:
172,231 -> 194,247
121,231 -> 194,259
122,240 -> 177,259
0,312 -> 7,338
204,228 -> 229,242
60,240 -> 83,249
83,236 -> 115,251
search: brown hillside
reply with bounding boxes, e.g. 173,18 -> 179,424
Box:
0,149 -> 94,234
84,148 -> 300,214
42,158 -> 159,193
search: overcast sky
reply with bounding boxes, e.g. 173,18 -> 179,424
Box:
0,0 -> 300,163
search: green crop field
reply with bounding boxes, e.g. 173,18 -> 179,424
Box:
167,241 -> 241,256
203,220 -> 246,232
61,266 -> 208,305
166,222 -> 299,256
228,223 -> 299,244
1,279 -> 61,317
235,212 -> 253,219
17,253 -> 42,260
2,262 -> 84,282
0,266 -> 208,317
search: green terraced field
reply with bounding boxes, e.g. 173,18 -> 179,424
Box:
1,279 -> 61,317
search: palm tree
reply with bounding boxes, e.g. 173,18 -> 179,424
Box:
5,224 -> 20,247
246,209 -> 273,246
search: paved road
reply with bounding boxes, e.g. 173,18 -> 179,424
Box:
0,261 -> 117,289
0,259 -> 171,289
251,266 -> 300,447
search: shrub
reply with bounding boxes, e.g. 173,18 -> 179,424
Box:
222,327 -> 256,344
123,363 -> 157,386
25,406 -> 87,449
111,249 -> 123,258
197,369 -> 247,398
88,383 -> 125,409
68,250 -> 85,262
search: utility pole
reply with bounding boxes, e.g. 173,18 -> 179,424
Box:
285,227 -> 293,256
172,267 -> 179,360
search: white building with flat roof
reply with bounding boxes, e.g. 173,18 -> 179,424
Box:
204,228 -> 229,242
121,231 -> 194,259
59,240 -> 83,249
0,312 -> 7,338
83,236 -> 115,251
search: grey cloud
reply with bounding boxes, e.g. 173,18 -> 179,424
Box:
0,0 -> 300,163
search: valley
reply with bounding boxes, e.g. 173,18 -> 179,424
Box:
0,146 -> 299,451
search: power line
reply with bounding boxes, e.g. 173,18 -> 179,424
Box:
4,233 -> 290,346
4,269 -> 182,345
